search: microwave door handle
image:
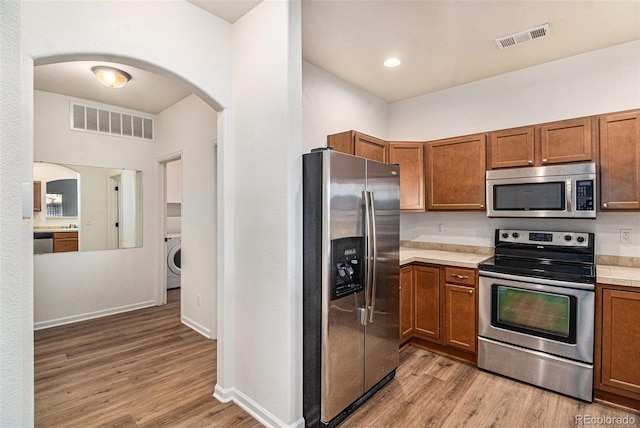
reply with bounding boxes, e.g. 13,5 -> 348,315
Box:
566,179 -> 573,214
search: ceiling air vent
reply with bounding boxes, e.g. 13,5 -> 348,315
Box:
495,24 -> 550,50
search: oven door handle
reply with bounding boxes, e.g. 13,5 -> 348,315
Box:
478,270 -> 595,291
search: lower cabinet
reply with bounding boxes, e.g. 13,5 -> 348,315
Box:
595,283 -> 640,410
53,231 -> 78,253
399,263 -> 478,363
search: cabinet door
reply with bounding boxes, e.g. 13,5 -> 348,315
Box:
355,132 -> 388,163
427,134 -> 486,210
399,266 -> 414,342
444,283 -> 477,353
601,289 -> 640,395
413,266 -> 440,342
540,117 -> 594,165
327,130 -> 355,155
389,143 -> 425,211
33,181 -> 42,212
600,110 -> 640,210
489,126 -> 535,169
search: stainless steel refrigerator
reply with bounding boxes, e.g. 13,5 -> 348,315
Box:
303,148 -> 400,428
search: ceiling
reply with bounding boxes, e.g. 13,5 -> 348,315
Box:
34,1 -> 640,113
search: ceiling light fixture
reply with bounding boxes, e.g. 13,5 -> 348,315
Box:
383,58 -> 401,68
91,66 -> 131,88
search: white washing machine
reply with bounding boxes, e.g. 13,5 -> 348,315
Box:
166,234 -> 181,289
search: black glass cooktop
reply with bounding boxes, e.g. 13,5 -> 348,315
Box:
478,255 -> 596,284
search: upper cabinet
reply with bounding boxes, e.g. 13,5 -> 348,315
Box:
33,181 -> 42,212
389,142 -> 425,212
427,134 -> 486,211
488,117 -> 595,169
327,130 -> 388,163
599,109 -> 640,210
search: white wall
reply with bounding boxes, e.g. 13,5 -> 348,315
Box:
32,91 -> 157,326
302,61 -> 389,152
156,94 -> 217,339
216,1 -> 303,426
1,1 -> 33,425
391,41 -> 640,257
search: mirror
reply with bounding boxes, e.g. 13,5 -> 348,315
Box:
33,162 -> 143,252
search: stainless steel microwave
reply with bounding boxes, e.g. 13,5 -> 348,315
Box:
486,163 -> 596,218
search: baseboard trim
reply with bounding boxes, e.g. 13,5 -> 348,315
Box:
181,315 -> 212,339
34,300 -> 156,330
213,384 -> 305,428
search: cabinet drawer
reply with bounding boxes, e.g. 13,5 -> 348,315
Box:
445,267 -> 476,286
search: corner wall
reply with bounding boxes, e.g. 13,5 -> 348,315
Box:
156,94 -> 218,338
217,1 -> 304,426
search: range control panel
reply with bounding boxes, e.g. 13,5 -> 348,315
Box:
497,229 -> 591,247
331,237 -> 365,300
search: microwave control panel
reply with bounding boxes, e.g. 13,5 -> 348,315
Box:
575,180 -> 594,211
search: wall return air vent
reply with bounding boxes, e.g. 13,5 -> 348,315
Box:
495,24 -> 550,50
70,102 -> 154,141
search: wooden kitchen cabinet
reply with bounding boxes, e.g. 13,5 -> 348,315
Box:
488,117 -> 595,169
33,181 -> 42,212
599,109 -> 640,211
53,231 -> 78,252
426,134 -> 486,211
413,265 -> 441,342
444,267 -> 477,353
399,266 -> 414,342
389,142 -> 425,211
327,130 -> 388,163
595,284 -> 640,410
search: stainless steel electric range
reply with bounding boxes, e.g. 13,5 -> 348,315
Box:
478,229 -> 596,402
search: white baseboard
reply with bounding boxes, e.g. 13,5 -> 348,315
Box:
213,384 -> 305,428
34,300 -> 156,330
181,315 -> 212,339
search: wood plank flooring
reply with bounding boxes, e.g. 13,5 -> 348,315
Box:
34,289 -> 260,427
36,291 -> 640,427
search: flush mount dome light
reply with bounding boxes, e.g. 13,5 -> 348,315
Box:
91,66 -> 131,88
383,58 -> 401,68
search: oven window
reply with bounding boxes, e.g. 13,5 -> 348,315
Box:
493,182 -> 565,211
492,285 -> 577,343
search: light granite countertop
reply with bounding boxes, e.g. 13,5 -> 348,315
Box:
400,247 -> 492,269
597,265 -> 640,289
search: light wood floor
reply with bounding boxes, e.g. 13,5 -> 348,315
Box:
36,291 -> 639,427
34,289 -> 260,427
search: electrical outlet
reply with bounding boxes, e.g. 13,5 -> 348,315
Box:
620,229 -> 632,244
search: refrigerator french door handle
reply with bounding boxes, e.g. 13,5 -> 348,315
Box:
362,190 -> 373,326
368,191 -> 377,324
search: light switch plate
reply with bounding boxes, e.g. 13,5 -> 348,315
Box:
22,182 -> 32,219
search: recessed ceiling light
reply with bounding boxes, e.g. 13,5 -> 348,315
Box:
383,58 -> 401,68
91,66 -> 131,88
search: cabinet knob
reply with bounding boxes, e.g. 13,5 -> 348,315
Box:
603,202 -> 608,209
542,158 -> 548,164
468,289 -> 474,295
480,204 -> 484,209
527,160 -> 533,165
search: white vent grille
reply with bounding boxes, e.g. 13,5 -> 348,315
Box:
70,103 -> 154,141
495,24 -> 550,50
